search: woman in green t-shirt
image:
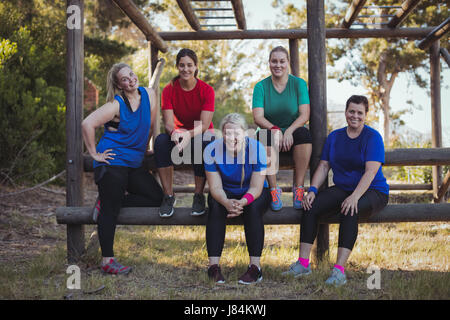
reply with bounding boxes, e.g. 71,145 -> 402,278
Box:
252,46 -> 312,211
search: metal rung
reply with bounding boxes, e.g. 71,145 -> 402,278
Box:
198,16 -> 236,19
193,8 -> 233,11
352,22 -> 390,26
200,24 -> 236,27
358,14 -> 395,18
363,5 -> 402,9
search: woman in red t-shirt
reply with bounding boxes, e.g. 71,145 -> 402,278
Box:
154,48 -> 215,218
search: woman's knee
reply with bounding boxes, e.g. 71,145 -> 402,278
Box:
293,127 -> 312,145
154,133 -> 171,151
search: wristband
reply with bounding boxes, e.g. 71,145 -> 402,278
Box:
242,193 -> 254,205
270,125 -> 281,131
308,186 -> 318,195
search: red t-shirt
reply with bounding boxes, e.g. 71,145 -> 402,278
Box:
161,78 -> 215,130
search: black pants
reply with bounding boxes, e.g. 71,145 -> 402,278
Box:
300,186 -> 388,250
154,133 -> 214,178
256,127 -> 312,148
206,188 -> 271,257
95,165 -> 163,257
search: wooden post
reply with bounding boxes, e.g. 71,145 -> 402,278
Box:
66,0 -> 85,262
430,41 -> 443,203
289,39 -> 299,77
149,43 -> 161,143
307,0 -> 329,262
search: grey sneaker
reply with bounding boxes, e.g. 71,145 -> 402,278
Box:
325,267 -> 347,286
282,260 -> 312,278
159,194 -> 176,218
191,193 -> 206,216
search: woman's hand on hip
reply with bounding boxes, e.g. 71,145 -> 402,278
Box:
92,149 -> 115,165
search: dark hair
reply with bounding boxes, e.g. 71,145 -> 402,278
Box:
172,48 -> 198,83
346,95 -> 369,113
269,46 -> 290,61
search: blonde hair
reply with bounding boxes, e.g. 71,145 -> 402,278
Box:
106,62 -> 131,102
220,113 -> 248,188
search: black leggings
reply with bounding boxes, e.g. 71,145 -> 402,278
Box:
95,165 -> 163,257
300,186 -> 388,250
154,133 -> 214,177
206,188 -> 271,257
256,127 -> 312,148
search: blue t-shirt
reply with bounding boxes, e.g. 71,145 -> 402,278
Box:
94,86 -> 151,168
204,137 -> 268,195
321,125 -> 389,195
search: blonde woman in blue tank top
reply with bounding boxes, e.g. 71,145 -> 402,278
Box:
82,63 -> 163,275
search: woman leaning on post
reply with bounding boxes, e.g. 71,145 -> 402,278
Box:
82,62 -> 163,275
282,95 -> 389,286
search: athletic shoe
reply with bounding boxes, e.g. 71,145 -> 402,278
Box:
101,258 -> 132,275
160,194 -> 176,218
270,187 -> 283,211
325,267 -> 347,286
191,193 -> 206,216
282,260 -> 312,277
92,196 -> 101,223
207,264 -> 225,284
238,265 -> 263,285
293,186 -> 305,210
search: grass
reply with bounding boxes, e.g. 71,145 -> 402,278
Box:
0,193 -> 449,300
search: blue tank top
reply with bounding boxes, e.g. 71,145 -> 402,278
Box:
93,86 -> 151,168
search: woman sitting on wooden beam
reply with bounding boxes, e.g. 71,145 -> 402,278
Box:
204,113 -> 270,285
154,48 -> 215,219
283,95 -> 390,286
252,45 -> 312,212
81,63 -> 164,275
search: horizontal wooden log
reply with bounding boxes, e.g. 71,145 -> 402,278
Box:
56,203 -> 450,225
82,147 -> 450,172
158,27 -> 434,41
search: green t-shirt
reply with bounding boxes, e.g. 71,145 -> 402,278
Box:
252,75 -> 310,132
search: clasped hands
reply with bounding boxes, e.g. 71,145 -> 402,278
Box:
224,198 -> 247,218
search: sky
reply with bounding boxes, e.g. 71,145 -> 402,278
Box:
155,0 -> 449,146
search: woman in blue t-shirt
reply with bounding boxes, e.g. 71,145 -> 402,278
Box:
283,95 -> 389,286
82,63 -> 163,275
204,113 -> 271,285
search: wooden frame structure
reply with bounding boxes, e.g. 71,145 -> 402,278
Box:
64,0 -> 450,263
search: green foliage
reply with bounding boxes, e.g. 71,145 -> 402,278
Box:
0,24 -> 65,184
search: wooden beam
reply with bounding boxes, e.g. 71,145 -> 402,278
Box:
341,0 -> 367,29
158,27 -> 434,40
230,0 -> 246,30
83,147 -> 450,172
387,0 -> 421,29
112,0 -> 168,52
430,41 -> 443,203
418,17 -> 450,50
66,0 -> 85,263
436,171 -> 450,203
176,0 -> 201,31
440,48 -> 450,67
56,203 -> 450,226
289,39 -> 299,77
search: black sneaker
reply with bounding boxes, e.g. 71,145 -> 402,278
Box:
207,264 -> 225,284
159,194 -> 176,218
191,193 -> 206,216
238,265 -> 263,285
